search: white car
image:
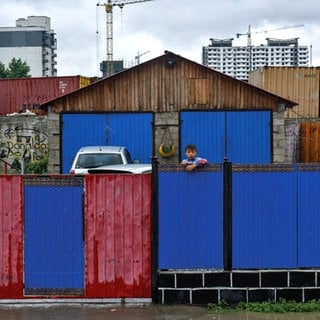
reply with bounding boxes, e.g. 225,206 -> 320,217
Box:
69,146 -> 140,174
87,164 -> 151,174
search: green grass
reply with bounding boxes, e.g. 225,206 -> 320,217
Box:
207,298 -> 320,313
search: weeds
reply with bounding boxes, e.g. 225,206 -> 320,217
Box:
24,157 -> 48,174
207,298 -> 320,313
207,300 -> 231,313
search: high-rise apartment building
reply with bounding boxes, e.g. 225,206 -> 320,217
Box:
0,16 -> 57,77
202,38 -> 309,81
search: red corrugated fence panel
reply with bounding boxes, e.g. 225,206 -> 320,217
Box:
85,174 -> 152,298
0,176 -> 23,298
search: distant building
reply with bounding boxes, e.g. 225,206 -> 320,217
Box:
202,37 -> 309,81
100,60 -> 124,78
0,16 -> 57,77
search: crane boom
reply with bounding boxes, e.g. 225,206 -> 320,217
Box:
236,24 -> 305,45
97,0 -> 154,76
236,24 -> 305,71
135,50 -> 150,64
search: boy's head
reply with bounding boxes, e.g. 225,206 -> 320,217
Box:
184,143 -> 198,152
185,144 -> 197,160
185,144 -> 197,152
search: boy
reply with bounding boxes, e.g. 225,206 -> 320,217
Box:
181,144 -> 207,171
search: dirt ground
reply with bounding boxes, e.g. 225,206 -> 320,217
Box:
0,304 -> 319,320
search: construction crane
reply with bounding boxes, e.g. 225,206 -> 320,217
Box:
135,50 -> 150,65
236,24 -> 304,48
236,24 -> 305,71
97,0 -> 154,76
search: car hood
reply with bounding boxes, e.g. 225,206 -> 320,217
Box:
87,164 -> 152,174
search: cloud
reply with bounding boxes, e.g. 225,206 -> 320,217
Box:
0,0 -> 319,76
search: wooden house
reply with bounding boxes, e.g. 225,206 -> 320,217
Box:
41,51 -> 297,173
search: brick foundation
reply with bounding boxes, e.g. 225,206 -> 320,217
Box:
158,270 -> 320,304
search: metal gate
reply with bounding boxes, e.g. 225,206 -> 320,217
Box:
106,112 -> 153,163
61,113 -> 107,173
181,110 -> 271,163
61,112 -> 153,173
24,177 -> 84,296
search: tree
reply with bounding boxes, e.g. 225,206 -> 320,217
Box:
6,58 -> 31,78
0,58 -> 31,78
0,62 -> 6,78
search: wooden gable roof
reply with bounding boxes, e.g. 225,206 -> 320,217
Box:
41,51 -> 297,113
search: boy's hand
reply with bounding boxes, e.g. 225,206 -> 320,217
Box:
185,164 -> 197,171
198,158 -> 208,166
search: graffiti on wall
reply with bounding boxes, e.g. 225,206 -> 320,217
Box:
0,126 -> 48,166
17,94 -> 50,114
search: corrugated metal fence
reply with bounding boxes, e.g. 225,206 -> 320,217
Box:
158,163 -> 320,270
1,163 -> 320,299
0,176 -> 23,298
85,174 -> 152,298
24,177 -> 84,296
158,164 -> 224,269
0,174 -> 152,299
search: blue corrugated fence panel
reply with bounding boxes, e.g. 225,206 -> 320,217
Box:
181,111 -> 225,163
24,181 -> 84,292
158,166 -> 223,269
297,166 -> 320,267
232,166 -> 297,268
107,113 -> 153,163
62,113 -> 107,173
226,111 -> 271,163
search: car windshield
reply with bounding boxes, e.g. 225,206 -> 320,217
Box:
76,153 -> 123,168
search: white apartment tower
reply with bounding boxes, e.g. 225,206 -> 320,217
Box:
202,38 -> 309,81
0,16 -> 57,77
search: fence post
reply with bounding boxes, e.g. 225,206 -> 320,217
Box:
151,156 -> 159,303
223,158 -> 232,271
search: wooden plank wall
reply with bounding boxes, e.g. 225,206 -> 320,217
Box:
49,54 -> 290,113
300,122 -> 320,162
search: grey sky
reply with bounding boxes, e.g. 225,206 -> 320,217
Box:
0,0 -> 318,77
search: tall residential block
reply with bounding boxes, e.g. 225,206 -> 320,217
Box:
0,16 -> 57,77
202,38 -> 309,81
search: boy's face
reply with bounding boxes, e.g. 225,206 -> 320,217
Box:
185,148 -> 197,160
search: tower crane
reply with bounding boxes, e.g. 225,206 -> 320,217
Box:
97,0 -> 154,76
135,50 -> 150,65
236,24 -> 304,71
